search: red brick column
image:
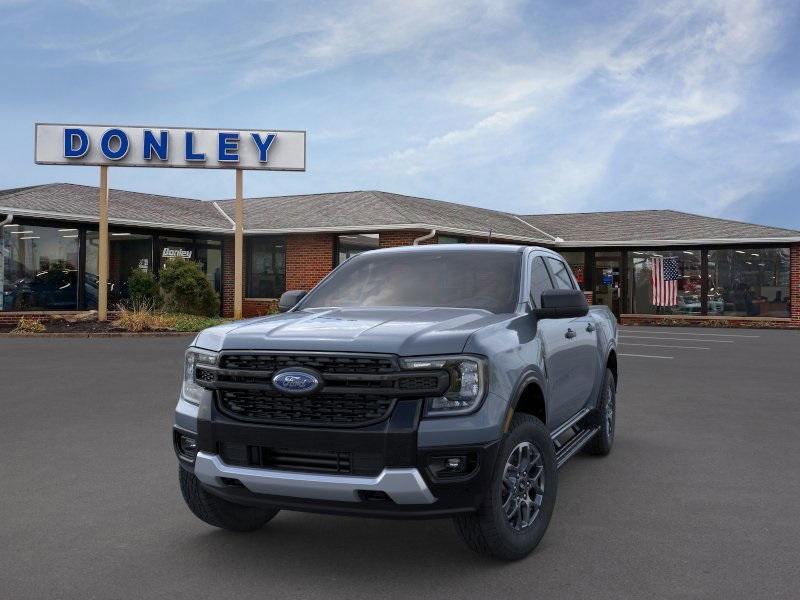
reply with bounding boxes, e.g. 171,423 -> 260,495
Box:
378,230 -> 437,247
221,237 -> 235,318
285,233 -> 335,291
791,244 -> 800,325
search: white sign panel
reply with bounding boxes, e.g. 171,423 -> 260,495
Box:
34,123 -> 306,171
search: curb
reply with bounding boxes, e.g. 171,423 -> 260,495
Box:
0,332 -> 196,338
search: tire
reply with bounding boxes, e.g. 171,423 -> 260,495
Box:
179,467 -> 279,532
453,414 -> 557,561
585,368 -> 615,456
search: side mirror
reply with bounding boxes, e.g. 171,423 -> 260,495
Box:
534,289 -> 589,319
278,290 -> 307,313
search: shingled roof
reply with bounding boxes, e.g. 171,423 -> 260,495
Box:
1,183 -> 798,244
0,183 -> 230,232
215,190 -> 551,242
519,210 -> 800,244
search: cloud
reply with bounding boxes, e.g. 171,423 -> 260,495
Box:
377,106 -> 536,175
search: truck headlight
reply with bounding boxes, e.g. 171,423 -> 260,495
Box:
400,355 -> 488,417
182,348 -> 218,405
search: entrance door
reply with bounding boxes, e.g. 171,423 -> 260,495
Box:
593,251 -> 622,317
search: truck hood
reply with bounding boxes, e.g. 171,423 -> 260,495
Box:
193,307 -> 508,355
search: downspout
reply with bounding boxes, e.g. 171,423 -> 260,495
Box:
413,228 -> 437,245
0,213 -> 12,226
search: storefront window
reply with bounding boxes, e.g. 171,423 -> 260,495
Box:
707,248 -> 790,317
629,249 -> 702,314
85,230 -> 154,308
247,236 -> 285,298
437,235 -> 465,244
2,223 -> 80,310
196,240 -> 223,295
159,236 -> 195,271
558,251 -> 586,290
336,234 -> 379,265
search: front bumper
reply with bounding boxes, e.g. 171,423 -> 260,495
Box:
175,395 -> 501,518
194,452 -> 435,504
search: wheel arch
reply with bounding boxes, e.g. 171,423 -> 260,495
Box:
504,374 -> 547,432
606,348 -> 618,388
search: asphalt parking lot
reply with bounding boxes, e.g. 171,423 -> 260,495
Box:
2,326 -> 799,600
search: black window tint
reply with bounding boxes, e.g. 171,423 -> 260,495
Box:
530,256 -> 554,307
546,257 -> 575,290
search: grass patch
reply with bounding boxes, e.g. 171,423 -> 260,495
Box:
114,304 -> 172,332
162,313 -> 229,332
113,302 -> 229,333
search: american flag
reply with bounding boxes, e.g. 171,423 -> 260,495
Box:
651,256 -> 679,306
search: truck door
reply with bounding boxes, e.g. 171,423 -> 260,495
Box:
542,256 -> 598,417
529,255 -> 574,427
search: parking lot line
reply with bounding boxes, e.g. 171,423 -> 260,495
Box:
619,353 -> 674,359
621,342 -> 710,350
620,335 -> 734,343
621,330 -> 759,338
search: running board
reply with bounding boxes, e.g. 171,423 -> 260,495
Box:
555,426 -> 600,469
550,408 -> 592,440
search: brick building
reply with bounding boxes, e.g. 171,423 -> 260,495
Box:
1,183 -> 799,328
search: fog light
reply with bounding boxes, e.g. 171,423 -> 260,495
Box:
445,457 -> 465,471
428,454 -> 476,479
178,435 -> 198,459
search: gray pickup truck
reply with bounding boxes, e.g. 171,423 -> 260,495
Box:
174,244 -> 618,560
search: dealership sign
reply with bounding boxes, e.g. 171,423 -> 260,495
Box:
34,123 -> 306,171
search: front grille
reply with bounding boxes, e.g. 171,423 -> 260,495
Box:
219,389 -> 395,427
218,442 -> 384,476
398,375 -> 440,391
204,352 -> 448,428
220,353 -> 396,374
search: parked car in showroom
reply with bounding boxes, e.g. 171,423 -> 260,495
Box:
174,245 -> 618,560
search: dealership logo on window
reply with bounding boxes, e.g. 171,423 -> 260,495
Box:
162,247 -> 192,260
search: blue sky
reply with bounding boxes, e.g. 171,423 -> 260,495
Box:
1,0 -> 799,228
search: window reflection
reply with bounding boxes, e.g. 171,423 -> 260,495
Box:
2,224 -> 80,310
247,236 -> 285,298
629,250 -> 702,314
85,231 -> 153,308
707,248 -> 790,318
336,233 -> 379,265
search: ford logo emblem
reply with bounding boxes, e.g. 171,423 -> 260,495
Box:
272,368 -> 322,395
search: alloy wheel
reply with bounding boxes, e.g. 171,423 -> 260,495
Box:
501,441 -> 545,531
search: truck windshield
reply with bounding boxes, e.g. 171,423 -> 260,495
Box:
299,250 -> 521,314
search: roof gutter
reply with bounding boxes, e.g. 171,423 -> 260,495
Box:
413,228 -> 437,245
212,201 -> 236,230
561,237 -> 800,246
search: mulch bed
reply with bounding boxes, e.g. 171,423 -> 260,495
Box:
0,317 -> 188,336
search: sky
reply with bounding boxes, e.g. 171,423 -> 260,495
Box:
1,0 -> 799,229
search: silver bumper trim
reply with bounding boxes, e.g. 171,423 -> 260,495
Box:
194,452 -> 436,505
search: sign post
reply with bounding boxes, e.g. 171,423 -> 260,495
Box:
34,123 -> 306,321
98,166 -> 109,320
234,169 -> 244,320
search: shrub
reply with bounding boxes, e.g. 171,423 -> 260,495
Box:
127,269 -> 162,308
159,259 -> 220,317
11,316 -> 46,334
113,301 -> 171,332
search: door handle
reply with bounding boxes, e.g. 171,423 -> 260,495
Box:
586,322 -> 596,333
565,328 -> 576,339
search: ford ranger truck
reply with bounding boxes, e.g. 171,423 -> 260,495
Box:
174,244 -> 618,560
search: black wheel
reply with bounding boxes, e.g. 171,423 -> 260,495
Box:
179,468 -> 279,532
454,413 -> 557,560
586,368 -> 615,456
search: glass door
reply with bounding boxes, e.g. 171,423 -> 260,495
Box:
593,251 -> 622,317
